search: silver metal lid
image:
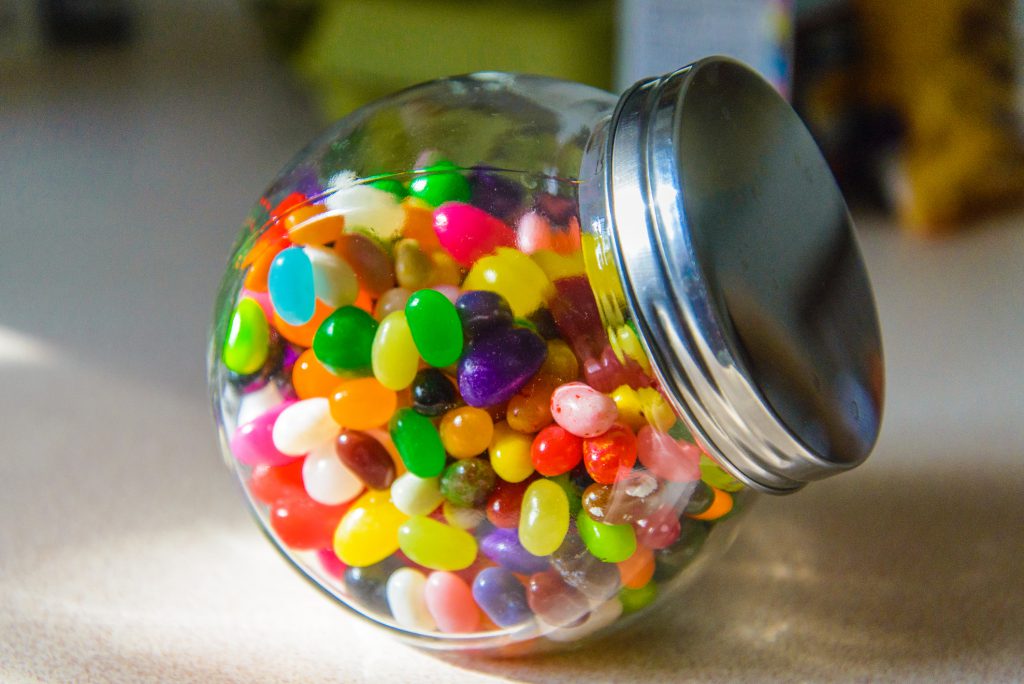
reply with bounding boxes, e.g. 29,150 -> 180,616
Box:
580,57 -> 884,494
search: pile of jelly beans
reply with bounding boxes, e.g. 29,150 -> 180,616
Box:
218,162 -> 746,642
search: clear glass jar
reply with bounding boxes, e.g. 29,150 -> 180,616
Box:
208,58 -> 883,654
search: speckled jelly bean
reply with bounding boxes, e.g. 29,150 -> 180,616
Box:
550,382 -> 618,438
313,305 -> 378,373
458,327 -> 547,407
397,515 -> 477,571
329,378 -> 397,430
386,567 -> 435,631
425,571 -> 480,633
433,202 -> 516,267
404,289 -> 463,367
391,472 -> 444,517
527,569 -> 590,627
583,424 -> 638,485
410,368 -> 458,417
335,430 -> 396,490
325,183 -> 405,240
223,297 -> 270,375
636,425 -> 701,482
518,478 -> 570,556
472,567 -> 532,628
439,407 -> 494,458
480,527 -> 549,575
488,422 -> 535,483
333,489 -> 408,567
576,510 -> 636,563
303,440 -> 364,505
440,458 -> 496,507
389,408 -> 446,478
231,401 -> 297,466
531,425 -> 584,477
272,398 -> 340,457
463,248 -> 554,317
344,556 -> 403,616
267,246 -> 316,326
371,311 -> 419,391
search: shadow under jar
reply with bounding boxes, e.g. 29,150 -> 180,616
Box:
208,57 -> 884,654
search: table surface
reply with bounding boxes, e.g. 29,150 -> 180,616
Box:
2,3 -> 1022,682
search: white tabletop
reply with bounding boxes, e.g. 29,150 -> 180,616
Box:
2,3 -> 1022,682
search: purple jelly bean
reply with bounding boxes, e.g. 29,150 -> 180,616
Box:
457,327 -> 547,407
469,166 -> 525,222
480,528 -> 550,574
455,290 -> 514,338
472,567 -> 532,628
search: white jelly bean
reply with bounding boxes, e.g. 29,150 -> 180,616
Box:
271,397 -> 340,456
324,185 -> 404,240
302,441 -> 364,505
391,472 -> 444,516
305,245 -> 359,308
385,567 -> 436,632
235,382 -> 284,427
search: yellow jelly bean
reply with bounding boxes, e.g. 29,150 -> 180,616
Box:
371,311 -> 419,390
581,232 -> 627,328
333,489 -> 408,567
463,247 -> 554,317
519,478 -> 570,556
608,324 -> 652,374
531,249 -> 585,281
638,388 -> 676,432
398,515 -> 478,571
488,422 -> 535,483
610,385 -> 646,432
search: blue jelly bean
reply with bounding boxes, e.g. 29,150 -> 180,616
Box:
268,246 -> 316,326
472,567 -> 532,628
480,527 -> 550,575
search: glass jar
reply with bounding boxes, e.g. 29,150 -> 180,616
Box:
208,57 -> 884,654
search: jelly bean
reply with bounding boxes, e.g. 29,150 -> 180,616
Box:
431,284 -> 460,304
469,166 -> 524,221
609,385 -> 645,431
231,401 -> 297,466
544,598 -> 622,643
634,505 -> 682,550
428,250 -> 462,286
519,479 -> 570,556
394,238 -> 433,290
273,299 -> 332,348
618,582 -> 658,614
636,426 -> 700,483
576,510 -> 636,563
287,208 -> 345,246
463,248 -> 554,317
271,398 -> 339,457
248,459 -> 304,504
223,298 -> 270,375
316,547 -> 346,580
637,388 -> 676,432
270,491 -> 350,550
583,424 -> 638,485
531,425 -> 584,477
345,556 -> 403,615
488,422 -> 535,483
370,311 -> 419,391
370,178 -> 408,199
374,287 -> 412,321
507,377 -> 556,434
550,382 -> 618,438
686,487 -> 733,521
305,246 -> 359,308
442,501 -> 486,530
325,183 -> 405,239
527,569 -> 590,627
409,161 -> 471,207
550,525 -> 622,601
239,287 -> 274,322
439,407 -> 494,458
400,198 -> 442,251
410,368 -> 458,417
425,571 -> 480,633
524,308 -> 559,341
548,473 -> 583,518
398,515 -> 477,571
303,440 -> 364,505
334,233 -> 395,296
455,290 -> 514,338
405,289 -> 463,367
267,246 -> 317,326
292,348 -> 345,400
313,305 -> 377,373
226,329 -> 284,395
683,480 -> 714,516
652,519 -> 709,582
433,202 -> 516,267
517,211 -> 554,253
617,545 -> 655,589
391,472 -> 443,516
608,324 -> 652,375
243,227 -> 290,293
329,378 -> 397,430
486,479 -> 530,528
386,567 -> 436,631
440,458 -> 496,507
531,249 -> 585,281
581,471 -> 660,525
389,407 -> 446,478
333,489 -> 408,566
699,454 -> 745,492
472,567 -> 532,628
458,327 -> 547,407
480,527 -> 550,574
335,430 -> 396,490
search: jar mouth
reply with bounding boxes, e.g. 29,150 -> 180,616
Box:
580,57 -> 884,494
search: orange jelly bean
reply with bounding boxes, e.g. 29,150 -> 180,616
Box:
292,348 -> 347,399
401,199 -> 442,253
686,487 -> 733,521
329,377 -> 398,430
285,206 -> 346,246
617,544 -> 655,589
274,299 -> 333,347
243,227 -> 290,292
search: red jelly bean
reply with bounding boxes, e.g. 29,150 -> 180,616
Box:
531,425 -> 584,476
248,460 -> 305,505
270,493 -> 350,550
486,479 -> 533,528
633,505 -> 682,550
582,424 -> 638,485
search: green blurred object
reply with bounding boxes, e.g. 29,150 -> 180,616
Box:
286,0 -> 615,119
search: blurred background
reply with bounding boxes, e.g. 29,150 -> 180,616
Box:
1,1 -> 1022,682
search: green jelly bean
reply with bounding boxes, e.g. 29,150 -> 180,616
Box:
576,509 -> 636,563
699,454 -> 744,492
313,306 -> 378,373
519,479 -> 570,556
405,289 -> 463,367
619,582 -> 658,614
222,298 -> 269,375
370,178 -> 408,199
407,160 -> 471,207
389,407 -> 446,477
398,515 -> 478,571
549,473 -> 582,517
667,420 -> 694,442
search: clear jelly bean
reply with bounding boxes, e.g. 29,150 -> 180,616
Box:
636,425 -> 701,482
405,288 -> 464,367
334,233 -> 395,296
488,422 -> 535,483
519,478 -> 570,557
391,472 -> 444,517
333,489 -> 408,566
223,297 -> 270,375
409,161 -> 472,207
389,407 -> 446,478
527,569 -> 590,627
328,378 -> 397,430
458,326 -> 547,407
480,527 -> 550,575
302,440 -> 364,505
397,515 -> 477,571
268,246 -> 316,326
425,571 -> 480,633
455,290 -> 514,338
271,397 -> 340,457
581,471 -> 660,525
439,457 -> 496,507
345,556 -> 402,616
439,406 -> 494,458
550,525 -> 621,601
472,567 -> 532,628
324,183 -> 405,240
583,424 -> 638,485
486,478 -> 530,528
231,400 -> 297,466
394,238 -> 433,290
433,202 -> 516,267
371,311 -> 419,391
386,567 -> 436,632
313,305 -> 378,373
531,425 -> 584,477
576,510 -> 637,563
410,368 -> 458,417
550,382 -> 618,438
335,430 -> 396,490
305,245 -> 359,308
462,247 -> 554,317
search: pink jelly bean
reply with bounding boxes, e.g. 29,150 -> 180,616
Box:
550,382 -> 619,438
230,400 -> 298,466
241,288 -> 274,320
636,425 -> 701,482
316,547 -> 347,580
517,211 -> 554,254
425,571 -> 481,633
433,202 -> 516,267
431,284 -> 461,304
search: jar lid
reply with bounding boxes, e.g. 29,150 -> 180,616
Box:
581,57 -> 884,493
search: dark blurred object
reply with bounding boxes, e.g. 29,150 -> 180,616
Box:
250,0 -> 319,59
42,0 -> 131,46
